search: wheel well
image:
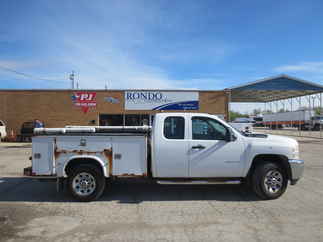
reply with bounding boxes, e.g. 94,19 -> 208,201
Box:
65,158 -> 104,177
247,154 -> 292,180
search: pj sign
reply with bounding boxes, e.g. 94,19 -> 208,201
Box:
72,92 -> 97,113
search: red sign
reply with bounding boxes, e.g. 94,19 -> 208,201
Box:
72,92 -> 97,113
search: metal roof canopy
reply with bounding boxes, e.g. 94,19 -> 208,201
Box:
230,74 -> 323,103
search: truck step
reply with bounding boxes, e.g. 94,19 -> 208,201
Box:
156,180 -> 241,185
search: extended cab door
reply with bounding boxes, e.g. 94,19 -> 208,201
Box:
153,115 -> 189,177
189,115 -> 245,177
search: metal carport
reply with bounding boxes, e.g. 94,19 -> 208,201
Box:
229,74 -> 323,138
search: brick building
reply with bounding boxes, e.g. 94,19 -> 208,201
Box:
0,89 -> 229,135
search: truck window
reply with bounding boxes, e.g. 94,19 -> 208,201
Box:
164,117 -> 185,139
192,117 -> 228,140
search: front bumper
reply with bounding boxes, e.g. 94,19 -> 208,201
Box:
288,159 -> 304,185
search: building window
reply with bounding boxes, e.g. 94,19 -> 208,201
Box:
99,114 -> 123,126
99,114 -> 150,126
164,117 -> 185,139
125,114 -> 149,126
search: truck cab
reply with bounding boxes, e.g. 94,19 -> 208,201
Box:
152,113 -> 246,178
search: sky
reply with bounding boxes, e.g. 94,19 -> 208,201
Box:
0,0 -> 323,113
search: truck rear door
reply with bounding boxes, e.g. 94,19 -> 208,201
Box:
153,115 -> 189,177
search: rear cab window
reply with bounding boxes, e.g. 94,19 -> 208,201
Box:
164,116 -> 185,139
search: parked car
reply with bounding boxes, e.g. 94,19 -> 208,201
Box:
230,118 -> 254,133
24,112 -> 304,202
0,120 -> 7,140
229,122 -> 253,133
253,116 -> 264,127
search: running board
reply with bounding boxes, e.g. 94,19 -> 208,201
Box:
156,180 -> 241,185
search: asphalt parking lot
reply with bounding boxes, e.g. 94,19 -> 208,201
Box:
0,138 -> 323,242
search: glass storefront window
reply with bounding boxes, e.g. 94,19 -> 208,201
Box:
99,114 -> 123,126
125,115 -> 140,126
99,114 -> 150,126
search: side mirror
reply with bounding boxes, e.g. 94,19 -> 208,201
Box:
225,129 -> 237,142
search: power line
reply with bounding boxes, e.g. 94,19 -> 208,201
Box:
0,65 -> 67,83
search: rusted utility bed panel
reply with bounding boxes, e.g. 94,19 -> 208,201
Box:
31,130 -> 148,178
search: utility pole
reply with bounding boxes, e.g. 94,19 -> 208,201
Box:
105,82 -> 108,90
69,71 -> 75,89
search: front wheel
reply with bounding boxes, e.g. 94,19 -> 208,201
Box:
251,162 -> 288,200
68,165 -> 106,202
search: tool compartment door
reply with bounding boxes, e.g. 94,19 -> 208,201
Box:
112,136 -> 147,176
32,137 -> 54,175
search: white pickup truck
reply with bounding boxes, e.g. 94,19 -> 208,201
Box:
0,120 -> 7,140
24,113 -> 304,202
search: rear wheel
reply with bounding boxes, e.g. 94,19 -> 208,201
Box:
252,162 -> 288,200
68,165 -> 106,202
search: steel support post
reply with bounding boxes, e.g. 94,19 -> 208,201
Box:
288,98 -> 293,129
270,102 -> 273,130
297,96 -> 302,136
320,93 -> 322,138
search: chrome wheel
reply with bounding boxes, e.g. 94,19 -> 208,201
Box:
264,170 -> 283,194
72,172 -> 96,196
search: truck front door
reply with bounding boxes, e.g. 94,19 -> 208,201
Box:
189,116 -> 245,177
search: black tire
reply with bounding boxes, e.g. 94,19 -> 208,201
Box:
68,164 -> 106,202
251,162 -> 288,200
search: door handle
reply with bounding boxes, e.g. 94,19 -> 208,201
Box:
192,145 -> 205,149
